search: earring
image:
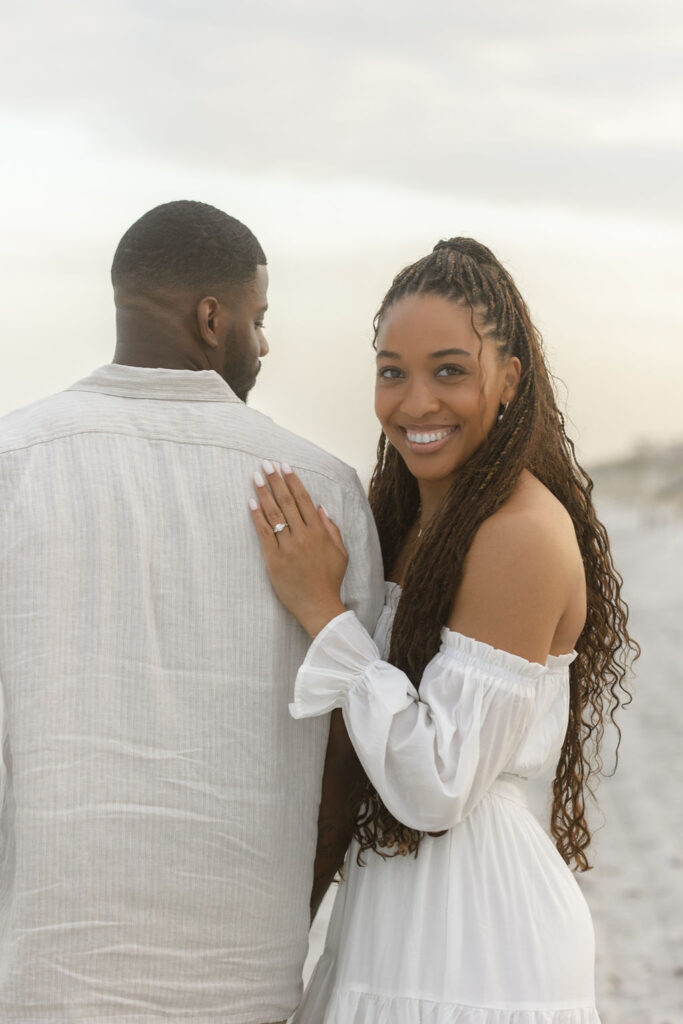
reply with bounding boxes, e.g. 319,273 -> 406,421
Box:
497,402 -> 509,422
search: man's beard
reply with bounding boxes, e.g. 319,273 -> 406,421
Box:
224,354 -> 261,403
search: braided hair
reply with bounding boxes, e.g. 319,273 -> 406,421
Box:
353,237 -> 637,871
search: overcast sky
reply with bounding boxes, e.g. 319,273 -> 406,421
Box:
1,0 -> 681,475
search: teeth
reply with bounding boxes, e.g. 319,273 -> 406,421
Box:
406,428 -> 455,444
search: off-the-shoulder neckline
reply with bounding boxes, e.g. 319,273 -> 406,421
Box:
382,580 -> 577,671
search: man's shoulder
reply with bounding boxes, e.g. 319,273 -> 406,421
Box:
0,381 -> 364,500
0,388 -> 89,457
236,404 -> 363,492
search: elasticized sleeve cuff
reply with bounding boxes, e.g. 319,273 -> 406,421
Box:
289,610 -> 382,719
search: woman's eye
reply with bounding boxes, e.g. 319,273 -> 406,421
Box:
436,365 -> 464,378
377,366 -> 404,380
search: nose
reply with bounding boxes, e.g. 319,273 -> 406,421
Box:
258,331 -> 269,357
400,375 -> 441,418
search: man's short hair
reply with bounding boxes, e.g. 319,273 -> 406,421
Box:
111,200 -> 266,294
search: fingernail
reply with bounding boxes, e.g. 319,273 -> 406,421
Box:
320,505 -> 329,517
263,459 -> 275,475
248,498 -> 258,511
282,462 -> 293,475
254,471 -> 265,487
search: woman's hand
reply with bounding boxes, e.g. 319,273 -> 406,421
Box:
249,462 -> 349,637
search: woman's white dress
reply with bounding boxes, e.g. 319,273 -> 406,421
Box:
290,583 -> 599,1024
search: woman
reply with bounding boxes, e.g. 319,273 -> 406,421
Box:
249,238 -> 636,1022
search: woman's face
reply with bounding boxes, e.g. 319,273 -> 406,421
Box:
374,293 -> 521,491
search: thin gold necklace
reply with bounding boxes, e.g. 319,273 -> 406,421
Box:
416,507 -> 430,540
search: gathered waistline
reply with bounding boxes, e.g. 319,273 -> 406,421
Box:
489,774 -> 528,807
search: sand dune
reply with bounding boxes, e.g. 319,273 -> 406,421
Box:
303,500 -> 683,1023
590,442 -> 683,519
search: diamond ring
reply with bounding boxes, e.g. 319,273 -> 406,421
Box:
272,522 -> 289,534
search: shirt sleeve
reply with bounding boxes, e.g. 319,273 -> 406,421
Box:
289,611 -> 548,831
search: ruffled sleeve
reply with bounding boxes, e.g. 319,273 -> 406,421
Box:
290,611 -> 549,831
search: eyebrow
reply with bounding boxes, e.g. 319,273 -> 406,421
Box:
376,347 -> 472,360
429,348 -> 472,359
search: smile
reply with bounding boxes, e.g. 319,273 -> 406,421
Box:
401,425 -> 458,453
405,427 -> 456,444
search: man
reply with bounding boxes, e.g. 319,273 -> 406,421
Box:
0,201 -> 384,1023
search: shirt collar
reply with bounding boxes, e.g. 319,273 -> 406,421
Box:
66,364 -> 242,403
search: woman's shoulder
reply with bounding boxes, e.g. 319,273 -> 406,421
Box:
448,472 -> 582,662
475,471 -> 578,559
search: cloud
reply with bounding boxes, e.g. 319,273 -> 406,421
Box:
2,0 -> 681,222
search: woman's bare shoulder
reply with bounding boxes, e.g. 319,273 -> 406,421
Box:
447,472 -> 582,663
478,471 -> 579,555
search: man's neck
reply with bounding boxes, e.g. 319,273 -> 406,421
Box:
112,344 -> 208,372
113,307 -> 211,372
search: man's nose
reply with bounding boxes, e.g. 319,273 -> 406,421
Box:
259,333 -> 269,357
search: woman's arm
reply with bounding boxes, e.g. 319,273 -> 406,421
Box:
250,468 -> 573,831
289,610 -> 549,831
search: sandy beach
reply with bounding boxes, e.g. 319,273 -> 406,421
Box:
302,501 -> 683,1024
576,503 -> 683,1023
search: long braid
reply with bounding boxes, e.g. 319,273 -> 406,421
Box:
353,238 -> 638,870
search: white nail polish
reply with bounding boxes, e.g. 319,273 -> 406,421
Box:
263,460 -> 275,475
320,505 -> 329,517
282,462 -> 293,475
248,498 -> 258,511
254,471 -> 265,487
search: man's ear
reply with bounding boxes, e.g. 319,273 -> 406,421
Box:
502,355 -> 522,403
196,296 -> 222,349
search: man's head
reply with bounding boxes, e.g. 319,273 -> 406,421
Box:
111,201 -> 269,400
